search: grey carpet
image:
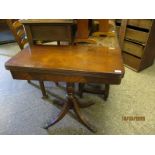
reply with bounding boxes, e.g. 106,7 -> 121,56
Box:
0,43 -> 155,135
0,43 -> 20,57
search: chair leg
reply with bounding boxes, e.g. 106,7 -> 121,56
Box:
79,83 -> 110,101
104,84 -> 110,101
39,81 -> 48,99
55,82 -> 59,86
79,83 -> 85,98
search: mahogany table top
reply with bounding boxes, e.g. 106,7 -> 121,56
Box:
5,45 -> 124,79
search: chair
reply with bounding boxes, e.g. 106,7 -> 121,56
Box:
6,19 -> 48,99
6,20 -> 28,49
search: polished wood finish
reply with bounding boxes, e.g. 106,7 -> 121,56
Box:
20,19 -> 74,46
92,20 -> 115,37
75,19 -> 96,44
6,19 -> 121,104
21,19 -> 76,97
76,19 -> 89,39
76,20 -> 118,99
98,19 -> 109,33
44,83 -> 96,132
5,44 -> 124,132
5,45 -> 124,83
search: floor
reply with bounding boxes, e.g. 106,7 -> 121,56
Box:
0,43 -> 155,135
0,25 -> 15,44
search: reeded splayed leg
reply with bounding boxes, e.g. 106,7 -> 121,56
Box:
44,102 -> 70,129
67,83 -> 97,132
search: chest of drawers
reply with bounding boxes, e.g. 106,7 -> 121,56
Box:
116,19 -> 155,71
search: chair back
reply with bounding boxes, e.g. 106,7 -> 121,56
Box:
7,19 -> 28,49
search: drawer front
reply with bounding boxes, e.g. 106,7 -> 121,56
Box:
123,41 -> 144,58
30,25 -> 72,41
116,26 -> 149,44
125,28 -> 149,43
127,19 -> 152,29
122,52 -> 141,71
116,19 -> 152,29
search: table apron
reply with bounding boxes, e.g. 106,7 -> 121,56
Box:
10,70 -> 122,84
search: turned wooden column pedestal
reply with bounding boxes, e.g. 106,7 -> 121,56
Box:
44,83 -> 97,132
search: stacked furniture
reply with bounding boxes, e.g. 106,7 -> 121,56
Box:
8,19 -> 120,101
13,19 -> 76,98
76,19 -> 115,100
116,19 -> 155,71
20,19 -> 116,101
5,24 -> 124,132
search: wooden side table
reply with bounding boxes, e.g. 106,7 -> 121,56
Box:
20,19 -> 75,45
5,45 -> 124,132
